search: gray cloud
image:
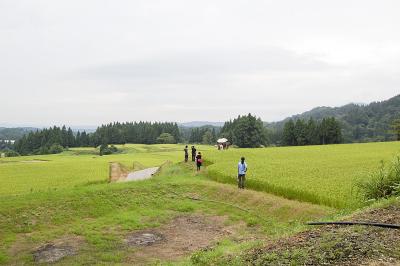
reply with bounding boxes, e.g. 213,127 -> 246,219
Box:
0,0 -> 399,126
80,47 -> 331,81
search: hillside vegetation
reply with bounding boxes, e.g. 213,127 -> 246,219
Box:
0,127 -> 36,141
269,94 -> 400,143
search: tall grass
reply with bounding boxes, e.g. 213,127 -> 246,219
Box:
357,156 -> 400,201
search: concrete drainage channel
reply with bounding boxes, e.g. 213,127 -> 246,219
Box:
108,162 -> 161,183
121,167 -> 160,182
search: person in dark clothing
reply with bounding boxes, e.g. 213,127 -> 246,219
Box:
191,146 -> 197,162
196,152 -> 202,171
184,145 -> 189,162
237,157 -> 248,189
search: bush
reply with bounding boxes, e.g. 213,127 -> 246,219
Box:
1,149 -> 20,157
49,143 -> 64,154
99,144 -> 118,156
357,156 -> 400,201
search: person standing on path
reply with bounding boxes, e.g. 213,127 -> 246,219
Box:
191,146 -> 197,162
238,157 -> 247,189
184,145 -> 189,162
196,152 -> 203,171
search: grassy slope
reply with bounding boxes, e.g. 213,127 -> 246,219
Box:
206,142 -> 400,208
194,198 -> 400,266
0,163 -> 332,265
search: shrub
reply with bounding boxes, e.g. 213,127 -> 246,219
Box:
357,156 -> 400,201
49,143 -> 64,154
99,144 -> 119,156
1,149 -> 20,157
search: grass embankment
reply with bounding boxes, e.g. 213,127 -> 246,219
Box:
0,161 -> 332,265
196,198 -> 400,265
206,141 -> 400,209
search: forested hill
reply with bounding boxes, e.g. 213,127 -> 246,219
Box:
0,127 -> 37,140
268,94 -> 400,143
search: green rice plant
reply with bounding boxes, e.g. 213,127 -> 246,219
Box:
206,141 -> 400,209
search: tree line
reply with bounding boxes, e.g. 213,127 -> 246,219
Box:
93,122 -> 181,145
14,122 -> 181,155
282,117 -> 342,146
15,126 -> 77,155
188,127 -> 218,144
9,114 -> 400,156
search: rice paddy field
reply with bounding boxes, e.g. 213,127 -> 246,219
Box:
0,144 -> 211,196
1,142 -> 399,206
0,142 -> 399,264
207,141 -> 400,209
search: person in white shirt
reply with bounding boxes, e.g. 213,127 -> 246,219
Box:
237,157 -> 248,189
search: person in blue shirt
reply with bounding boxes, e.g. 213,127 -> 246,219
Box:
238,157 -> 247,189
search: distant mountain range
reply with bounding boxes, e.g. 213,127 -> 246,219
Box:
2,94 -> 399,143
179,121 -> 225,128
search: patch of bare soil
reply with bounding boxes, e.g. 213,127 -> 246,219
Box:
20,159 -> 49,163
109,162 -> 129,182
245,205 -> 400,265
124,214 -> 234,265
32,235 -> 84,264
33,244 -> 76,263
125,232 -> 164,246
10,235 -> 84,264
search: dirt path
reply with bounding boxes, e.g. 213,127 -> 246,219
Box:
122,167 -> 159,182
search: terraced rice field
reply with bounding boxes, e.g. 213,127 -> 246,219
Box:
206,141 -> 400,208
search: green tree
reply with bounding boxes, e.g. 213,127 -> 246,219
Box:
156,133 -> 176,144
202,130 -> 214,145
391,118 -> 400,141
306,118 -> 319,145
294,119 -> 307,146
221,113 -> 267,148
283,119 -> 296,146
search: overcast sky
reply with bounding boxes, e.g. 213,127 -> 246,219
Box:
1,0 -> 399,126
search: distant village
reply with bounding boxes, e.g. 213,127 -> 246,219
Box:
1,140 -> 15,144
